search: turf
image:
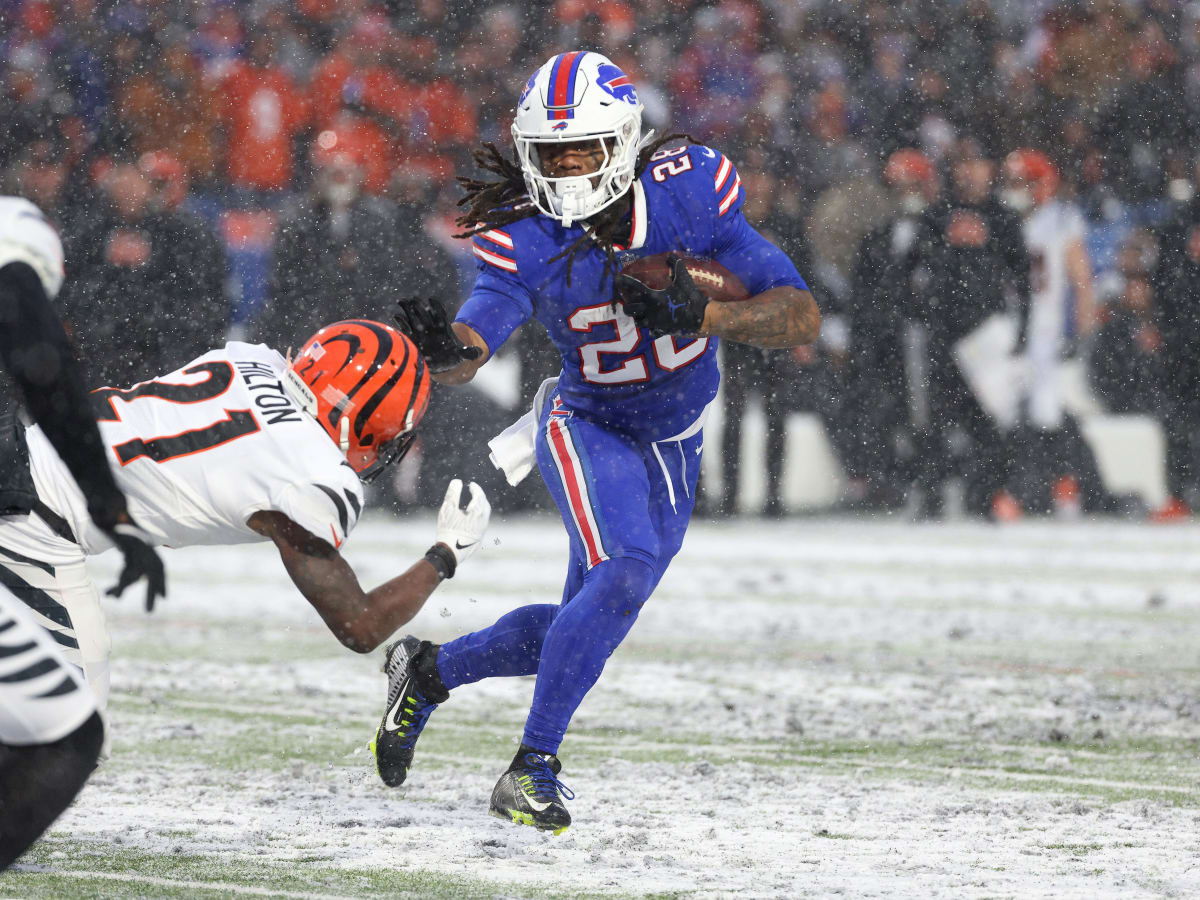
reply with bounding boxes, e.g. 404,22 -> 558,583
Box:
7,515 -> 1200,898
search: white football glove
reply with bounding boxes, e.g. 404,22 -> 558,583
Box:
435,479 -> 490,567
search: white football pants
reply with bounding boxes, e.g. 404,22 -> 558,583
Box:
0,512 -> 110,712
0,583 -> 96,746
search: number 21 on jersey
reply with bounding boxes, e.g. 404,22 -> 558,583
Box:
92,361 -> 260,465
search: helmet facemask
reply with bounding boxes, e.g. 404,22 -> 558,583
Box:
357,430 -> 417,484
513,114 -> 640,227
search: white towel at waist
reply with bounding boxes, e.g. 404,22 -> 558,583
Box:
488,376 -> 559,486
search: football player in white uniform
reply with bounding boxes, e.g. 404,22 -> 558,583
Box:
1001,149 -> 1096,430
0,195 -> 164,869
0,316 -> 491,713
1000,149 -> 1105,512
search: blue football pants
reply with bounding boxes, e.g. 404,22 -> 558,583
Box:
436,400 -> 702,754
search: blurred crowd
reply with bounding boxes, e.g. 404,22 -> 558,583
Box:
1,0 -> 1199,518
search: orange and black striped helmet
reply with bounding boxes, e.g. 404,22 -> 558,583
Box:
286,320 -> 430,482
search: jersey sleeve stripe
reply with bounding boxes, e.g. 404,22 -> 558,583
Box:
313,483 -> 349,535
718,174 -> 742,216
713,155 -> 732,192
472,242 -> 518,273
342,488 -> 361,522
479,229 -> 514,250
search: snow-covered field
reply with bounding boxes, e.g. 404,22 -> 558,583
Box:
6,513 -> 1200,899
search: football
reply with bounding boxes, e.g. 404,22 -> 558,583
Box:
619,253 -> 749,303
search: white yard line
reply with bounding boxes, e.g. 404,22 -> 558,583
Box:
17,869 -> 360,900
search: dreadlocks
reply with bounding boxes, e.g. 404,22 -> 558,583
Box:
454,132 -> 697,287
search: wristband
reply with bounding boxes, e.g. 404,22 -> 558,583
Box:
424,543 -> 457,580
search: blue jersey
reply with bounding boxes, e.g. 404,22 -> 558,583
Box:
456,144 -> 808,442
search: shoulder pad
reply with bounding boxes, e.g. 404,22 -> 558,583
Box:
644,145 -> 743,218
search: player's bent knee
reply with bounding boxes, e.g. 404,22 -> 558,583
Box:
585,556 -> 656,616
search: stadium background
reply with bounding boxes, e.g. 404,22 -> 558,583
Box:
0,0 -> 1197,519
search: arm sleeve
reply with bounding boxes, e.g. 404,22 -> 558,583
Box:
0,262 -> 129,529
454,263 -> 535,356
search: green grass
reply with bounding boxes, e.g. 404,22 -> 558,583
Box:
104,677 -> 1200,803
6,844 -> 619,900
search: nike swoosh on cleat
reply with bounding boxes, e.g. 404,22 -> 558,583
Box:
523,794 -> 554,812
383,696 -> 408,732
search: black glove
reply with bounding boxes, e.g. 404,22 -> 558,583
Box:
392,297 -> 484,373
102,520 -> 166,613
614,253 -> 709,337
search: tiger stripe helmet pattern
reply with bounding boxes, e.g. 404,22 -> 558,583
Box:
286,320 -> 430,483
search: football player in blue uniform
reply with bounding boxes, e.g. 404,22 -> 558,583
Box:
373,51 -> 820,832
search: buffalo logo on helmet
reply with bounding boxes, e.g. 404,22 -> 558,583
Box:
596,63 -> 637,105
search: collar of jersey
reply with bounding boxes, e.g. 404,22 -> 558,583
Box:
608,180 -> 647,252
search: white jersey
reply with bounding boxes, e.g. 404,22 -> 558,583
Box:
1014,200 -> 1088,429
0,195 -> 66,298
1022,199 -> 1085,363
25,342 -> 364,554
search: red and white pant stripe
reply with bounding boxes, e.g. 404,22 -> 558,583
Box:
545,417 -> 609,569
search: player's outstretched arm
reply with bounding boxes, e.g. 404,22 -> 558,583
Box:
700,286 -> 821,350
392,297 -> 489,385
247,480 -> 491,652
438,323 -> 491,385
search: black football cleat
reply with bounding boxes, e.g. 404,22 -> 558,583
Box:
489,747 -> 574,834
370,636 -> 447,787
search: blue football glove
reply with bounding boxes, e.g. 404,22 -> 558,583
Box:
614,254 -> 710,337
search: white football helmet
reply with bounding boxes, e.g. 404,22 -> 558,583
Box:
511,51 -> 647,227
